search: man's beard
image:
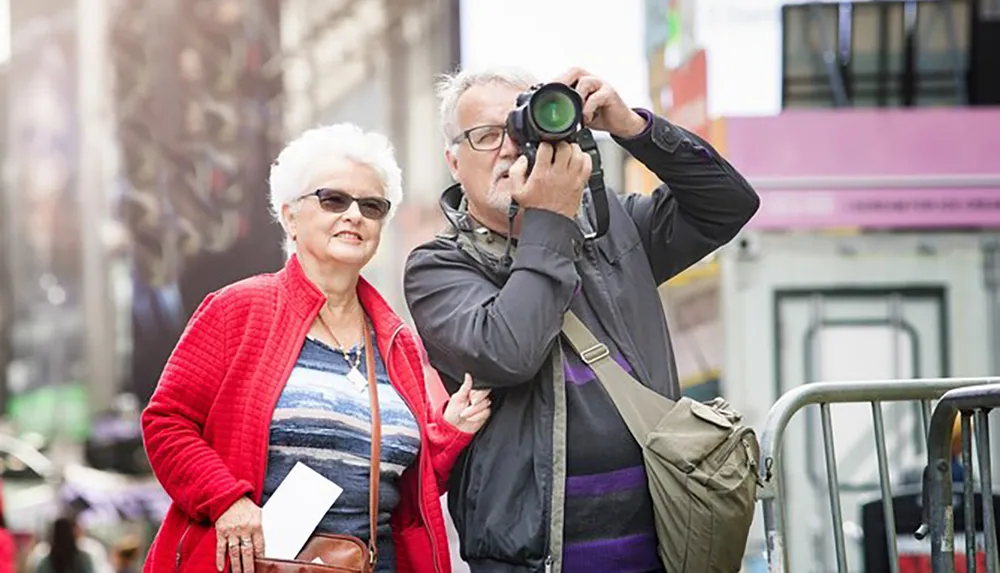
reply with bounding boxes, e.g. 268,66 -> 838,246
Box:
484,182 -> 511,212
484,160 -> 515,212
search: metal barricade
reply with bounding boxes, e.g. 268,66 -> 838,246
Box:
919,383 -> 1000,573
758,376 -> 999,573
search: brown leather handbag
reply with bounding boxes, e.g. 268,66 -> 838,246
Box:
255,323 -> 382,573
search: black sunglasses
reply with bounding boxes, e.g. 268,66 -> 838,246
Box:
306,188 -> 391,221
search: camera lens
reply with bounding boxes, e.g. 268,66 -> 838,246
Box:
530,86 -> 579,134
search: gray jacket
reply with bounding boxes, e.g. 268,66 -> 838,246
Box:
403,112 -> 760,572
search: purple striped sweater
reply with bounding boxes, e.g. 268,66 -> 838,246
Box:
560,292 -> 662,573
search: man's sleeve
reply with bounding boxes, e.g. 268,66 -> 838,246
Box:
403,208 -> 583,389
614,109 -> 761,285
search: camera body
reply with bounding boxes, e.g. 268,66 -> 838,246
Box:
505,82 -> 585,173
502,81 -> 611,240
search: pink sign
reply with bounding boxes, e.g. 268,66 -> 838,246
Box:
753,188 -> 1000,230
721,108 -> 1000,230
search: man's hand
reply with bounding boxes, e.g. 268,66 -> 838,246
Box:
509,141 -> 592,220
215,496 -> 265,572
443,374 -> 492,434
555,67 -> 647,139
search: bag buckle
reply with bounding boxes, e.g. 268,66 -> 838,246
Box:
580,343 -> 610,365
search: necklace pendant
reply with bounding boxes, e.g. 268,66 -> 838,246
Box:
346,366 -> 368,392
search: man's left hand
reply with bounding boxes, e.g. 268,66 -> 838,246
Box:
555,68 -> 647,139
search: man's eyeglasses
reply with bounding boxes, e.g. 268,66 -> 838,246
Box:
453,124 -> 507,152
303,188 -> 391,221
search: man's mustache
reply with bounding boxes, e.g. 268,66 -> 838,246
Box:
493,161 -> 515,182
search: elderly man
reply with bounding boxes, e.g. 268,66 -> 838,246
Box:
403,66 -> 760,573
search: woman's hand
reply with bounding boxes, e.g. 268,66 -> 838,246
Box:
443,374 -> 492,434
215,496 -> 265,572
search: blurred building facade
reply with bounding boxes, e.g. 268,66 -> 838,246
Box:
3,0 -> 100,443
281,0 -> 461,310
0,0 -> 463,436
634,0 -> 725,404
638,0 -> 1000,569
726,2 -> 1000,570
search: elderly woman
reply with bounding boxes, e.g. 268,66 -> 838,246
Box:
141,123 -> 491,573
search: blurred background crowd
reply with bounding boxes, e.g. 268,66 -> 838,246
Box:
0,0 -> 998,571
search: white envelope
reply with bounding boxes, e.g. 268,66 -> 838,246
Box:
261,462 -> 344,560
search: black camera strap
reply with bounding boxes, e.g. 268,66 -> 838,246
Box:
502,128 -> 609,259
575,128 -> 610,241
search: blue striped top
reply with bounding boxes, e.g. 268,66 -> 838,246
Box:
259,330 -> 421,573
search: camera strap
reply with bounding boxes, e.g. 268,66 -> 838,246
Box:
576,128 -> 610,240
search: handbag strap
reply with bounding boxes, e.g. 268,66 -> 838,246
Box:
560,311 -> 674,444
362,320 -> 381,567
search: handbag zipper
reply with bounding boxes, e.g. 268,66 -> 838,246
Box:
743,437 -> 763,486
709,427 -> 756,473
385,324 -> 443,573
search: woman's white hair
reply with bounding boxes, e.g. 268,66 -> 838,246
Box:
434,66 -> 538,152
268,122 -> 403,256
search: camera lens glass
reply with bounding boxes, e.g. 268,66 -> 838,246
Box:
530,87 -> 578,134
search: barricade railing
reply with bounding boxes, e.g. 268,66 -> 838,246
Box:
758,376 -> 1000,573
918,383 -> 1000,573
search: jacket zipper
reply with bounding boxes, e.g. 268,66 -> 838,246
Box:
545,340 -> 569,573
175,523 -> 191,572
385,324 -> 443,573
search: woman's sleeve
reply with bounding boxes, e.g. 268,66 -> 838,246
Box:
0,529 -> 15,573
416,338 -> 474,493
140,292 -> 253,523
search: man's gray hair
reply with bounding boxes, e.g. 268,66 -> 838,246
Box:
434,66 -> 538,151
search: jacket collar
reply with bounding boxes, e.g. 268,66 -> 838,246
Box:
438,182 -> 597,241
279,254 -> 406,339
357,273 -> 406,339
280,254 -> 324,317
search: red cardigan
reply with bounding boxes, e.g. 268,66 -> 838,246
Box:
0,528 -> 13,573
141,255 -> 472,573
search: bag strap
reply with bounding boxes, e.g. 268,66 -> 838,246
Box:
561,311 -> 674,444
362,321 -> 381,567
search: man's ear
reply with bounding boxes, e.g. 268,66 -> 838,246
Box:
445,147 -> 460,181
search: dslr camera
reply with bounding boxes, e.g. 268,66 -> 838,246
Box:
505,82 -> 589,173
504,81 -> 609,238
